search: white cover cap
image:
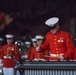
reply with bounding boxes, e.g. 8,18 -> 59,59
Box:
35,35 -> 44,39
45,17 -> 59,27
31,38 -> 37,42
25,41 -> 31,45
5,34 -> 14,39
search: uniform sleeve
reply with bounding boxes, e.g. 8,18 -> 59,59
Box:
45,49 -> 49,55
63,33 -> 74,58
14,45 -> 20,60
40,35 -> 49,51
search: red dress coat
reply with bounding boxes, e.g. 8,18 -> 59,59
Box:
1,44 -> 20,68
40,30 -> 74,60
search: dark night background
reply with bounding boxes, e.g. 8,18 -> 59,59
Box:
0,0 -> 76,45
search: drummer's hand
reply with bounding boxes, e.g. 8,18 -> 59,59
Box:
36,46 -> 41,52
59,55 -> 64,60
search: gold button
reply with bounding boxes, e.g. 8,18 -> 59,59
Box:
54,39 -> 56,40
38,53 -> 40,55
55,35 -> 56,37
57,51 -> 58,53
38,55 -> 39,56
56,48 -> 58,50
12,48 -> 14,51
54,42 -> 56,44
56,54 -> 59,57
6,55 -> 9,57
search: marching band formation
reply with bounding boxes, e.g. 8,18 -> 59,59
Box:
0,17 -> 76,75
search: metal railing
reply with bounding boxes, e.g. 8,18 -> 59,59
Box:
14,60 -> 76,75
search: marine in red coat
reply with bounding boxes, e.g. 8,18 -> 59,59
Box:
1,44 -> 19,67
1,34 -> 20,75
36,17 -> 74,60
30,36 -> 49,60
27,38 -> 37,60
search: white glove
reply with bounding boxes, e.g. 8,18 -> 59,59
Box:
59,55 -> 64,60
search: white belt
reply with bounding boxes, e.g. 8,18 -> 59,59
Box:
3,56 -> 11,59
50,53 -> 64,57
34,58 -> 45,61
